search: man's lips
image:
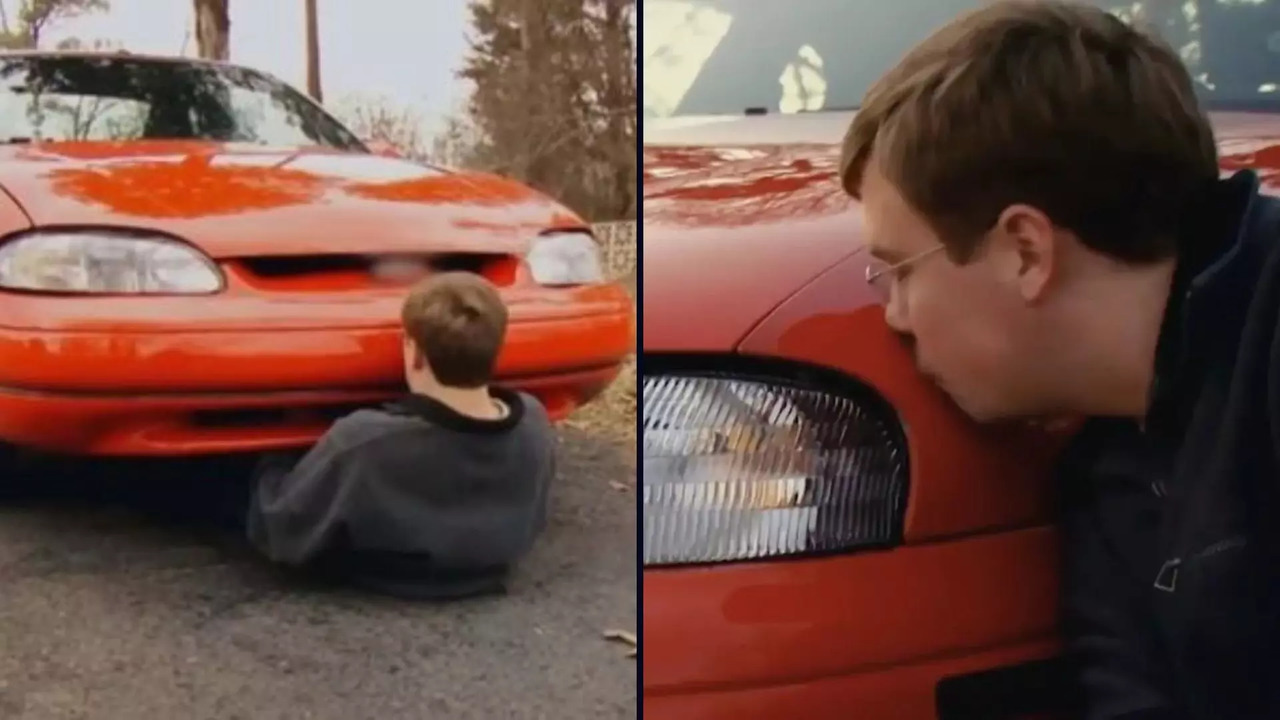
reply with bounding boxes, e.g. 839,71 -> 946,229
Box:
893,331 -> 940,385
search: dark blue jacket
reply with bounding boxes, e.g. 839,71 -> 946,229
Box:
1059,170 -> 1280,720
245,387 -> 555,599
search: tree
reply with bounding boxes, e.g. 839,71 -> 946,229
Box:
454,0 -> 637,221
596,0 -> 637,219
332,93 -> 429,160
0,0 -> 109,49
431,111 -> 485,169
193,0 -> 229,60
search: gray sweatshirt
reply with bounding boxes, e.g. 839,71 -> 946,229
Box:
245,386 -> 555,598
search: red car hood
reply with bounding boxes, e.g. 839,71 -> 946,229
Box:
643,110 -> 1280,352
643,116 -> 863,352
0,140 -> 585,259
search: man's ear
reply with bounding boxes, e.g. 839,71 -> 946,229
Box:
993,203 -> 1057,303
405,336 -> 426,370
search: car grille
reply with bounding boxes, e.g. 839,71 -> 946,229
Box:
232,253 -> 517,290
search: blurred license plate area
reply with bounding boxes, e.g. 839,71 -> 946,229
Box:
229,253 -> 516,291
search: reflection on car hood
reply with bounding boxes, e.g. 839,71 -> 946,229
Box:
643,115 -> 864,352
0,140 -> 584,258
1213,112 -> 1280,189
641,110 -> 1280,352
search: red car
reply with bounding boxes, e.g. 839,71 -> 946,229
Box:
0,51 -> 633,463
641,1 -> 1280,717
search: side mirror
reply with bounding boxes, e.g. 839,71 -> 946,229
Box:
366,139 -> 404,158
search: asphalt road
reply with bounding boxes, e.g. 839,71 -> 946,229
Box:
0,424 -> 637,720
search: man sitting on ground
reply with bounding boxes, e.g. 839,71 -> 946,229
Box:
245,272 -> 556,599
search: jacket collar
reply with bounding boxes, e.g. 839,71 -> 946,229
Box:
383,385 -> 526,435
1184,170 -> 1265,322
1147,169 -> 1272,436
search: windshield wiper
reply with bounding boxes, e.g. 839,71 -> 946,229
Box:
0,137 -> 32,145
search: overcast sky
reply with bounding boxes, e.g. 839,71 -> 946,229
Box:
45,0 -> 472,138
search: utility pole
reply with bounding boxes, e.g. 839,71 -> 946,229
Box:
305,0 -> 322,102
193,0 -> 230,60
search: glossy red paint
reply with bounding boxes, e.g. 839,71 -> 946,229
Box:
0,101 -> 632,457
0,141 -> 585,257
644,529 -> 1060,717
643,143 -> 862,351
0,365 -> 619,456
642,109 -> 1280,717
645,638 -> 1061,720
0,184 -> 31,237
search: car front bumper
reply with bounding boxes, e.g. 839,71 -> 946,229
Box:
643,527 -> 1062,720
0,308 -> 632,455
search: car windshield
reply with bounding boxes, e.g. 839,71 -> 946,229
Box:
0,54 -> 366,150
644,0 -> 1280,118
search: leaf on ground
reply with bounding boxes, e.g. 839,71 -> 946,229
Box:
601,625 -> 637,661
603,628 -> 636,648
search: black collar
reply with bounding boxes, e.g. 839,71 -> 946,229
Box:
1146,169 -> 1264,437
383,385 -> 526,435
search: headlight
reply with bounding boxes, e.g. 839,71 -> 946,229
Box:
526,231 -> 604,286
643,366 -> 908,566
0,230 -> 224,294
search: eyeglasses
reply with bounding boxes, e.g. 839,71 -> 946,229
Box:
864,245 -> 945,301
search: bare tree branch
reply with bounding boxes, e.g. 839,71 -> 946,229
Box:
0,0 -> 109,49
332,93 -> 431,161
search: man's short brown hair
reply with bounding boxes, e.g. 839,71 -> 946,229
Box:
401,272 -> 508,388
841,0 -> 1219,263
